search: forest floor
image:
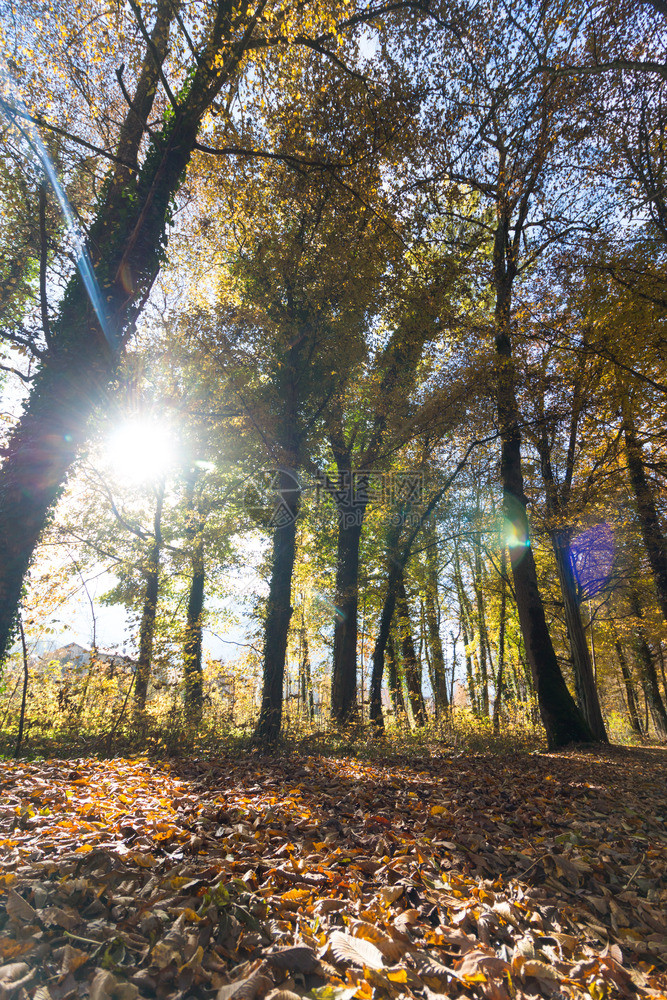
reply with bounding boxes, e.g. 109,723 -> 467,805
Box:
0,744 -> 665,1000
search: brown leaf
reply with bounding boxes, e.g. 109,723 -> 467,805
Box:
0,941 -> 36,962
5,890 -> 37,924
265,946 -> 320,974
60,945 -> 89,974
457,950 -> 510,979
216,973 -> 272,1000
89,970 -> 139,1000
314,899 -> 347,914
379,886 -> 403,904
349,920 -> 407,962
42,906 -> 79,930
512,956 -> 560,982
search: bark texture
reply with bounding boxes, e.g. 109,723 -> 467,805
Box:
331,516 -> 363,722
369,560 -> 400,729
425,524 -> 448,716
184,516 -> 205,725
494,238 -> 592,747
629,587 -> 667,738
396,571 -> 427,726
615,639 -> 643,735
255,471 -> 300,743
551,530 -> 608,742
622,394 -> 667,626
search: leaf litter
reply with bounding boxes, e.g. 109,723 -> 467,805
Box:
0,745 -> 665,1000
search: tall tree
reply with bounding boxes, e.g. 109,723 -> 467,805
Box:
408,1 -> 596,746
194,136 -> 393,742
0,0 -> 370,662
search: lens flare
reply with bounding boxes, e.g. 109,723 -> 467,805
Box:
0,67 -> 115,350
106,420 -> 175,484
502,493 -> 531,563
569,524 -> 614,597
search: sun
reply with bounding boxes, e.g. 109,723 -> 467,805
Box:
105,419 -> 176,485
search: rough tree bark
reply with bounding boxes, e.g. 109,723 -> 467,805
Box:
386,633 -> 406,720
615,639 -> 643,735
183,474 -> 206,725
472,528 -> 490,715
331,510 -> 364,723
493,209 -> 592,748
492,548 -> 507,734
255,469 -> 301,743
551,530 -> 608,742
533,392 -> 608,743
621,392 -> 667,626
628,586 -> 667,738
425,521 -> 448,716
369,518 -> 403,730
369,560 -> 400,730
395,570 -> 427,726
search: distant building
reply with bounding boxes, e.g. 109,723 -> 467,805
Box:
34,643 -> 135,677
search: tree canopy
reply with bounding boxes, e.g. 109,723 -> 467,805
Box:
1,0 -> 667,756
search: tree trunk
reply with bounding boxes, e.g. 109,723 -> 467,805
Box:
255,472 -> 300,744
492,548 -> 507,734
184,531 -> 205,726
369,561 -> 400,730
628,587 -> 667,738
494,255 -> 592,747
658,644 -> 667,701
449,631 -> 458,706
425,526 -> 448,716
299,619 -> 314,721
615,639 -> 643,735
622,394 -> 667,625
387,633 -> 406,720
550,530 -> 608,742
396,571 -> 427,726
134,485 -> 164,713
471,529 -> 490,715
181,471 -> 206,725
331,515 -> 364,723
454,552 -> 477,712
370,510 -> 446,729
0,2 -> 253,662
14,615 -> 29,758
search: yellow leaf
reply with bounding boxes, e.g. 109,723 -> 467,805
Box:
281,888 -> 311,902
353,982 -> 373,1000
430,805 -> 447,816
387,969 -> 408,983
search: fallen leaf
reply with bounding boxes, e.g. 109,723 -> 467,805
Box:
329,932 -> 385,970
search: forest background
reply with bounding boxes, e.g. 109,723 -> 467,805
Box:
1,0 -> 667,756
